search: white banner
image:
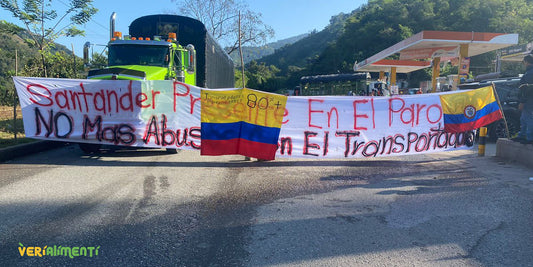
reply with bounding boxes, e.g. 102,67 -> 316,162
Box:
14,77 -> 473,159
279,95 -> 471,158
14,77 -> 202,150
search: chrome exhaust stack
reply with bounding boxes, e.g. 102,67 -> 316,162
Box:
110,12 -> 117,40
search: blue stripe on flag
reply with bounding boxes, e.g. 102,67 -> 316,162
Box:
240,122 -> 280,145
443,101 -> 500,124
201,122 -> 280,145
201,122 -> 241,140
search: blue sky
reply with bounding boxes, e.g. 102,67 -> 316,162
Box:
1,0 -> 367,56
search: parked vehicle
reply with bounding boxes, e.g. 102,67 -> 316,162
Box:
85,13 -> 234,87
80,13 -> 234,153
458,77 -> 521,141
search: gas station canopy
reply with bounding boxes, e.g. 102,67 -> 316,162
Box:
356,59 -> 431,73
354,30 -> 519,73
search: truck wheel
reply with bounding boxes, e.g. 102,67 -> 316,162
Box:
166,148 -> 178,154
489,116 -> 520,141
79,143 -> 102,154
464,131 -> 475,147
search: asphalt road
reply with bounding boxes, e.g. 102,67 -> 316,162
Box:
0,144 -> 532,266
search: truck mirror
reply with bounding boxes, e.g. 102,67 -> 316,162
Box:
83,42 -> 91,67
186,44 -> 195,74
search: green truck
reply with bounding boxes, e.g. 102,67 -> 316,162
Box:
81,13 -> 234,153
85,13 -> 234,86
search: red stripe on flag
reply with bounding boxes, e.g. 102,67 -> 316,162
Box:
201,139 -> 240,156
200,138 -> 278,160
238,139 -> 278,160
444,110 -> 502,133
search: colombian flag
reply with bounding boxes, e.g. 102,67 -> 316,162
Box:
440,86 -> 503,133
200,88 -> 287,160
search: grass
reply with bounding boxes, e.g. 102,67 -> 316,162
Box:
0,105 -> 36,149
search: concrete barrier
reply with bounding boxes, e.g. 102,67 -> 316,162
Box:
496,138 -> 533,167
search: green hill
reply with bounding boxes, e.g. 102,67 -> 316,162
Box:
256,12 -> 352,75
0,22 -> 38,105
246,0 -> 533,92
0,20 -> 76,105
229,33 -> 309,66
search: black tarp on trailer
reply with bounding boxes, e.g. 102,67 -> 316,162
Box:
129,14 -> 235,88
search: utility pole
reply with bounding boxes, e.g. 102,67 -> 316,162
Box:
13,49 -> 18,140
239,11 -> 250,161
72,44 -> 77,78
238,11 -> 245,88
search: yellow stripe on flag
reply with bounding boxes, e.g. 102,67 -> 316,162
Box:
439,86 -> 496,115
241,88 -> 287,128
200,88 -> 287,128
201,89 -> 243,124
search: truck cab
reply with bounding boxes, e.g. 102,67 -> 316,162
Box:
79,13 -> 234,154
86,32 -> 196,84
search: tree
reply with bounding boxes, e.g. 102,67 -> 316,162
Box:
0,0 -> 97,77
234,68 -> 247,88
89,52 -> 107,69
0,23 -> 38,106
22,50 -> 83,78
172,0 -> 274,55
0,20 -> 23,35
309,0 -> 533,77
245,60 -> 281,91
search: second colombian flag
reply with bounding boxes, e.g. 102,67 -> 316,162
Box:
439,85 -> 503,133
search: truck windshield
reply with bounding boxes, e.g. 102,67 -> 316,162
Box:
108,44 -> 170,67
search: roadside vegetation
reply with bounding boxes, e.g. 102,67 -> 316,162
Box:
0,0 -> 97,148
0,105 -> 34,148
